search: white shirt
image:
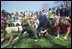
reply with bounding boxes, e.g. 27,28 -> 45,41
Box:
32,15 -> 37,19
35,19 -> 40,25
14,20 -> 21,26
32,19 -> 39,29
18,26 -> 23,32
18,17 -> 22,20
44,11 -> 48,15
32,23 -> 38,29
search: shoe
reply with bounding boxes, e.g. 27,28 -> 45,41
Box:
63,37 -> 67,40
34,39 -> 38,41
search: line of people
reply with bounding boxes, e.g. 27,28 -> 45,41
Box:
1,4 -> 71,48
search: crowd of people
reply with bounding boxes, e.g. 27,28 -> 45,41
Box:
1,4 -> 71,48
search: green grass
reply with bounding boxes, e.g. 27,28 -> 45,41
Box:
5,34 -> 71,48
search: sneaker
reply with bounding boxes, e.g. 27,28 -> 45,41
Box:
63,37 -> 67,40
13,46 -> 16,48
34,39 -> 38,41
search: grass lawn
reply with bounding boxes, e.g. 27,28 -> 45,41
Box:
5,34 -> 71,48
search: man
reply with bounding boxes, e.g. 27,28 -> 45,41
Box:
1,10 -> 8,33
47,8 -> 53,18
60,4 -> 69,17
11,12 -> 16,23
1,10 -> 12,48
56,17 -> 71,39
38,10 -> 48,28
56,7 -> 60,16
27,19 -> 38,41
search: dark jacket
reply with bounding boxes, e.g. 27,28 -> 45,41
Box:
60,8 -> 69,17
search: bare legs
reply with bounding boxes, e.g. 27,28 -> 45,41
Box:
63,27 -> 70,39
1,33 -> 13,48
55,27 -> 60,38
55,27 -> 70,40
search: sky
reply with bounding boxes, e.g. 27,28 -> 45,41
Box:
1,1 -> 58,12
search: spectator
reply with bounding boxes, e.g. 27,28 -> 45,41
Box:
60,4 -> 69,17
1,10 -> 8,33
56,7 -> 60,16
